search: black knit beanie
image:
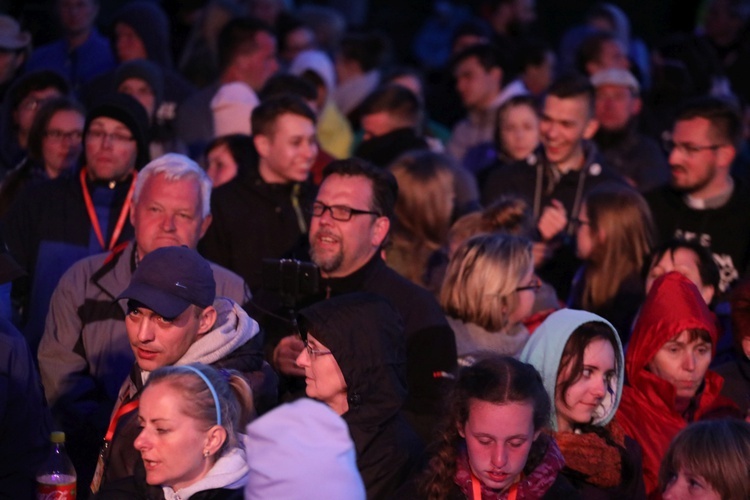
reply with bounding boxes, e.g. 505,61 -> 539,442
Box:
84,93 -> 150,170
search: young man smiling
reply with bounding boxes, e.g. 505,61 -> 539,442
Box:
481,74 -> 624,298
200,95 -> 318,291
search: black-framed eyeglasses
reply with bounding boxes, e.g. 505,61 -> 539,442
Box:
45,129 -> 83,142
304,341 -> 333,358
661,136 -> 726,156
85,129 -> 135,145
309,201 -> 380,221
516,276 -> 542,293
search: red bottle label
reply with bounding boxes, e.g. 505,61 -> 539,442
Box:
36,476 -> 76,500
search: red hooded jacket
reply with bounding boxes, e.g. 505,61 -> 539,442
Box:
616,272 -> 738,498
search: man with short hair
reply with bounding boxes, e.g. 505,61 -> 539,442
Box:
176,17 -> 278,156
272,158 -> 457,442
354,84 -> 427,167
24,0 -> 115,91
38,153 -> 251,493
482,74 -> 624,297
591,68 -> 669,192
92,246 -> 265,491
646,97 -> 750,294
200,95 -> 317,291
3,93 -> 150,351
354,84 -> 480,215
447,43 -> 506,163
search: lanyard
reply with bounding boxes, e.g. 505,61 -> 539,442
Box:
470,471 -> 519,500
91,399 -> 139,493
79,167 -> 137,251
105,400 -> 140,441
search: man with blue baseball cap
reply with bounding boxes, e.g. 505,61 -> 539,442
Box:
91,246 -> 272,493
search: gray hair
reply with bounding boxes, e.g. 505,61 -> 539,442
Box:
133,153 -> 213,218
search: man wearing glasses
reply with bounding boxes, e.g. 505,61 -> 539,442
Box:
646,97 -> 750,295
200,95 -> 318,292
2,93 -> 149,353
273,158 -> 457,444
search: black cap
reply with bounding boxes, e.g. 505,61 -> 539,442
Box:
117,246 -> 216,318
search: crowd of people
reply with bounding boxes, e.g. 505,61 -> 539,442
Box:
1,0 -> 750,499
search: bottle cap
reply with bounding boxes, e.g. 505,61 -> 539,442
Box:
50,431 -> 66,443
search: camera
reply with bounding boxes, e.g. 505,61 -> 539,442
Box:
261,258 -> 319,306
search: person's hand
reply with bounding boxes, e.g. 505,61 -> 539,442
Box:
537,199 -> 568,242
272,335 -> 305,377
532,241 -> 552,268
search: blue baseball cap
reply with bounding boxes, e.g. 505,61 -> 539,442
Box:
118,246 -> 215,318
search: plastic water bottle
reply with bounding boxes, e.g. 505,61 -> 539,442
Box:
36,431 -> 77,500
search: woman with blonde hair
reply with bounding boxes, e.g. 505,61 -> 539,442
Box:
440,233 -> 538,361
387,151 -> 455,292
569,184 -> 654,341
99,363 -> 254,499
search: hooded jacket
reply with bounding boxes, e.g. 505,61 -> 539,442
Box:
298,293 -> 423,500
98,297 -> 266,490
520,309 -> 623,431
520,309 -> 645,499
616,272 -> 739,497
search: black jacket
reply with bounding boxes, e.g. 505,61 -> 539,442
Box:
299,293 -> 424,500
313,254 -> 457,442
645,177 -> 750,294
481,142 -> 625,299
199,159 -> 316,292
1,170 -> 135,352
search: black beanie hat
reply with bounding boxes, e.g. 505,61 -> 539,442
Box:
84,93 -> 150,170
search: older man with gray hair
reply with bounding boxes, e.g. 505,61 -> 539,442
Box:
38,153 -> 251,493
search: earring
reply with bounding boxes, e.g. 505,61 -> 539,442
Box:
203,450 -> 209,458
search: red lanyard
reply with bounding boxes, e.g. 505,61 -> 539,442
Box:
105,400 -> 140,441
79,167 -> 137,251
471,471 -> 519,500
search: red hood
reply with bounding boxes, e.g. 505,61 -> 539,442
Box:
626,271 -> 717,388
618,272 -> 736,496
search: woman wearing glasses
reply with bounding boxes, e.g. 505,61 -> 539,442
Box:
0,96 -> 85,216
519,309 -> 646,499
568,184 -> 654,343
295,292 -> 423,500
440,233 -> 539,362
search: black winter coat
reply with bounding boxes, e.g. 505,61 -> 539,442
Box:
298,293 -> 425,500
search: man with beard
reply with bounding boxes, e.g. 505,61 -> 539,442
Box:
271,158 -> 457,443
646,97 -> 750,295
